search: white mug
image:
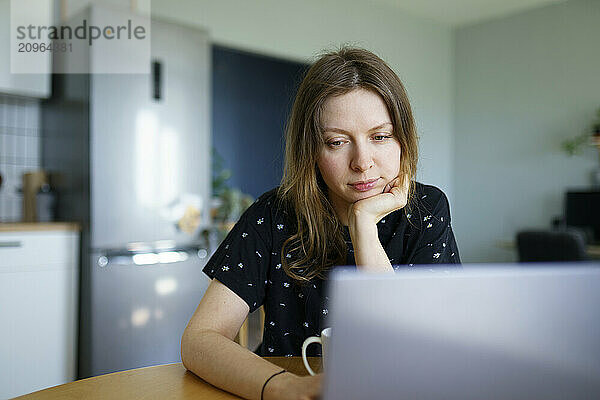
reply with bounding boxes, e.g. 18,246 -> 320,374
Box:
301,327 -> 331,376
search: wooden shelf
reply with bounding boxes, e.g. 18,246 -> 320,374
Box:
0,222 -> 80,232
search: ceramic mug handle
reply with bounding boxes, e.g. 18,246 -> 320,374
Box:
301,336 -> 322,376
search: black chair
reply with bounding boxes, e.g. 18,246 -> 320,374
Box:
516,229 -> 588,262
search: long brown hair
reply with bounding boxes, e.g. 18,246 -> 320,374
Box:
277,47 -> 419,283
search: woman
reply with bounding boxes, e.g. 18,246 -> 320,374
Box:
181,47 -> 460,400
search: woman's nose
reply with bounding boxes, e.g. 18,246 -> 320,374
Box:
350,144 -> 374,172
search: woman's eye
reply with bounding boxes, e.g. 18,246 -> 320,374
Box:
327,140 -> 344,147
373,134 -> 392,141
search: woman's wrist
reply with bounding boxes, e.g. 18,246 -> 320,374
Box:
348,208 -> 378,242
262,371 -> 297,400
348,206 -> 394,273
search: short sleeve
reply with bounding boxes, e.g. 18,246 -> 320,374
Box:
408,187 -> 461,265
203,207 -> 272,313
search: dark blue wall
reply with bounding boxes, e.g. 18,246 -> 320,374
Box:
212,46 -> 308,199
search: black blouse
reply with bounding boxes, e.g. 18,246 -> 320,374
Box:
203,182 -> 461,357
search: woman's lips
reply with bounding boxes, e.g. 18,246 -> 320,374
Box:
349,178 -> 379,192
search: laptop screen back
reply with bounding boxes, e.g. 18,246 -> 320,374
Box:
323,265 -> 600,400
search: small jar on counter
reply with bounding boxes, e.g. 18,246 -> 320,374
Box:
36,183 -> 56,222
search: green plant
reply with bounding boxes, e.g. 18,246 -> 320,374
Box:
213,187 -> 254,223
594,108 -> 600,136
212,148 -> 232,197
211,148 -> 254,224
561,107 -> 600,156
561,133 -> 590,156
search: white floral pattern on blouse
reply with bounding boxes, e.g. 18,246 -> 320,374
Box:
204,183 -> 460,357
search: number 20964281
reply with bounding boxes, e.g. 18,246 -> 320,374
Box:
17,42 -> 72,53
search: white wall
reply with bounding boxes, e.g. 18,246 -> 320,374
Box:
453,0 -> 600,262
150,0 -> 455,202
47,0 -> 600,264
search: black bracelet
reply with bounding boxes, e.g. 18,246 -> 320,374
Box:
261,369 -> 287,400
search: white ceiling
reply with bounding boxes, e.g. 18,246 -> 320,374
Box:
371,0 -> 568,27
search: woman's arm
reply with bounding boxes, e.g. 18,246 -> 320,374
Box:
348,210 -> 394,273
347,176 -> 409,272
181,278 -> 322,400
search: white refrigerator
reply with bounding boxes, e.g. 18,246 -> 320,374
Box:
42,5 -> 212,378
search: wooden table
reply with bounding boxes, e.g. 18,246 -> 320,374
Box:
14,357 -> 321,399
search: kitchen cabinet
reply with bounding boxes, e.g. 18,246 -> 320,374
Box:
0,224 -> 79,399
0,0 -> 52,98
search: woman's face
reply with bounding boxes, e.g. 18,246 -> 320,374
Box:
317,88 -> 401,221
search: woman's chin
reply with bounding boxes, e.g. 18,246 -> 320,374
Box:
349,188 -> 381,201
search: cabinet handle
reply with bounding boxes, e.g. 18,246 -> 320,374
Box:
0,241 -> 22,248
152,60 -> 162,101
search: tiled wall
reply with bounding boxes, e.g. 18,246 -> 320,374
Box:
0,95 -> 41,222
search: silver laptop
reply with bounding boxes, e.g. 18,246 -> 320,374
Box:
323,264 -> 600,400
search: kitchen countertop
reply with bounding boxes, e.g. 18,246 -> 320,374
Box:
0,222 -> 80,232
